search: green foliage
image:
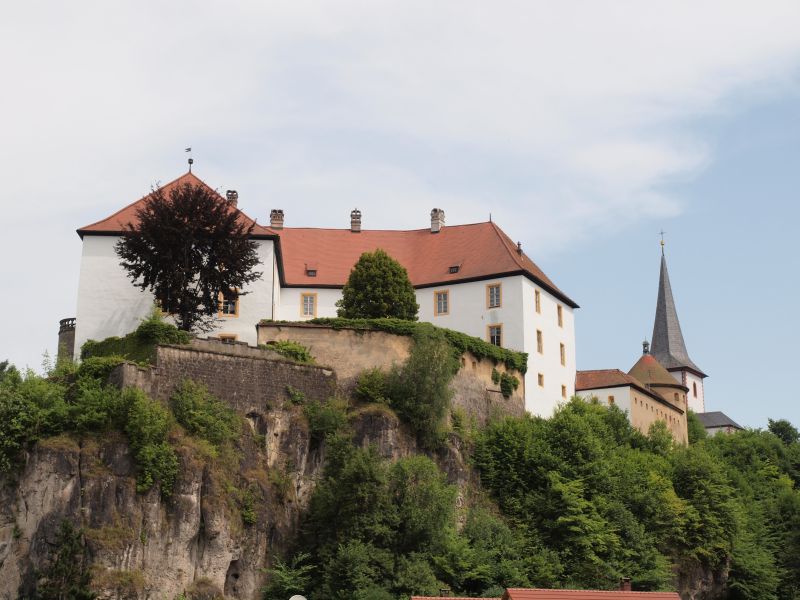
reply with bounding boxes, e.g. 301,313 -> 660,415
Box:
76,355 -> 126,381
687,409 -> 708,444
295,317 -> 528,373
336,249 -> 419,320
499,372 -> 519,398
285,385 -> 306,405
354,368 -> 389,404
170,380 -> 240,448
124,388 -> 179,496
768,418 -> 799,446
115,182 -> 262,332
36,520 -> 95,599
262,553 -> 314,600
81,308 -> 191,364
385,328 -> 458,449
304,398 -> 348,443
262,340 -> 315,363
238,484 -> 259,526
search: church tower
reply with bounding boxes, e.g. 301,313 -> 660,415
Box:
650,243 -> 707,413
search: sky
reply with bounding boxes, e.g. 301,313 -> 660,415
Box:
1,1 -> 799,428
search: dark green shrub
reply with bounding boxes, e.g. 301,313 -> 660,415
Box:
262,340 -> 314,364
354,368 -> 389,404
286,386 -> 305,405
491,368 -> 501,384
336,249 -> 419,320
499,372 -> 520,398
304,398 -> 348,442
36,520 -> 95,599
386,328 -> 458,450
76,355 -> 126,382
170,380 -> 240,448
124,388 -> 178,496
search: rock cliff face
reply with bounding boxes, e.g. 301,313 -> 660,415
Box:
0,401 -> 470,600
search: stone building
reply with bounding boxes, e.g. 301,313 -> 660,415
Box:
67,170 -> 578,417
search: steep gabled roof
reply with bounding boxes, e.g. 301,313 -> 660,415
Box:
696,411 -> 743,430
76,172 -> 263,237
650,255 -> 706,377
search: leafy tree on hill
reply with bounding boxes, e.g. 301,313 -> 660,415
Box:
336,249 -> 419,320
116,182 -> 262,332
768,418 -> 800,446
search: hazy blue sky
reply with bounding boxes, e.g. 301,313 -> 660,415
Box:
1,2 -> 799,428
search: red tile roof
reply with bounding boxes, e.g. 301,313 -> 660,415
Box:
77,172 -> 577,307
504,590 -> 680,599
576,369 -> 643,391
575,368 -> 684,414
77,172 -> 260,236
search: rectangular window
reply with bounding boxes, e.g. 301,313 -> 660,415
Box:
219,334 -> 237,343
535,289 -> 541,313
557,305 -> 563,327
434,290 -> 449,316
301,293 -> 317,317
537,373 -> 544,387
608,395 -> 615,406
488,324 -> 502,347
536,330 -> 543,354
561,385 -> 567,398
218,289 -> 239,317
560,343 -> 566,366
487,283 -> 502,308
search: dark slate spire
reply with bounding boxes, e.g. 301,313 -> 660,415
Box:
650,254 -> 706,376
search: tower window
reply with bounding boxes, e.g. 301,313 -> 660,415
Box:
301,293 -> 317,317
218,289 -> 239,317
434,290 -> 449,316
693,382 -> 697,397
557,305 -> 563,327
488,325 -> 502,347
538,373 -> 544,387
560,343 -> 566,366
487,283 -> 502,308
535,290 -> 541,313
536,330 -> 543,354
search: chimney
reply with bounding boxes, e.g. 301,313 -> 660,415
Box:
619,577 -> 632,592
226,190 -> 238,207
270,209 -> 284,230
431,208 -> 445,233
350,208 -> 362,233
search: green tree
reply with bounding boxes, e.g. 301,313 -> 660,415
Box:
768,418 -> 799,446
37,520 -> 95,599
336,249 -> 419,320
116,182 -> 262,332
687,410 -> 708,444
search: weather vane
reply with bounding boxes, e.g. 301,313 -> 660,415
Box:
659,229 -> 666,255
185,147 -> 193,172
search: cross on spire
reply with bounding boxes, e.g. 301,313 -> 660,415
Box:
659,229 -> 666,256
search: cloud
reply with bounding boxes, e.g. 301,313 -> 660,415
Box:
1,0 -> 800,368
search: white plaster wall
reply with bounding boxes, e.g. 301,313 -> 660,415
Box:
74,236 -> 154,358
416,276 -> 526,351
74,236 -> 275,355
277,288 -> 341,320
211,240 -> 275,345
683,371 -> 706,413
521,278 -> 576,416
576,386 -> 632,415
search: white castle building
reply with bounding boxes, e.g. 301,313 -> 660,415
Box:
69,171 -> 579,416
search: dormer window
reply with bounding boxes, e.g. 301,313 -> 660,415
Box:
305,262 -> 318,277
449,265 -> 460,274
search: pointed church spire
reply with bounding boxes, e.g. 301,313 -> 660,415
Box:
650,252 -> 706,376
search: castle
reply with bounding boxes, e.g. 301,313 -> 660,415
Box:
66,171 -> 578,417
